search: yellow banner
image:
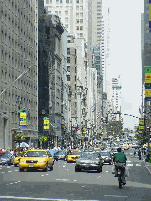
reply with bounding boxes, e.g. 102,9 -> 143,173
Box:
145,73 -> 151,83
44,126 -> 49,129
145,89 -> 151,97
44,120 -> 49,124
139,131 -> 142,133
149,3 -> 151,21
20,121 -> 27,125
20,113 -> 26,118
139,126 -> 144,130
139,120 -> 144,125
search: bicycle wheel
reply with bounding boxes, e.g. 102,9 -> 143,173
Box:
118,175 -> 122,189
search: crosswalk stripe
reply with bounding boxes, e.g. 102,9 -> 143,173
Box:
127,164 -> 133,166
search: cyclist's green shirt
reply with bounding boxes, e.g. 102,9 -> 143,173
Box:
114,152 -> 127,163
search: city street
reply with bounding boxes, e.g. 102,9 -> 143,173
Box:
0,148 -> 150,201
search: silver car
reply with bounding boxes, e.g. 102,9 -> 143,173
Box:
75,152 -> 103,173
0,152 -> 14,166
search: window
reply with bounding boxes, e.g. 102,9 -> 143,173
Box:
97,28 -> 101,30
65,24 -> 68,28
67,57 -> 70,63
46,0 -> 49,4
65,11 -> 68,15
56,0 -> 59,3
76,13 -> 79,17
75,58 -> 76,64
67,48 -> 70,54
76,26 -> 79,30
55,11 -> 58,15
97,17 -> 101,19
80,6 -> 83,11
65,17 -> 68,23
76,19 -> 79,23
97,13 -> 101,15
67,66 -> 70,71
97,5 -> 101,7
80,13 -> 83,17
67,75 -> 70,81
77,0 -> 79,3
66,0 -> 69,3
97,2 -> 101,4
80,33 -> 83,37
80,19 -> 83,23
76,6 -> 79,10
59,11 -> 61,14
60,0 -> 62,3
80,26 -> 83,30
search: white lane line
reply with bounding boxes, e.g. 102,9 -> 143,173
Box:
0,196 -> 67,200
136,164 -> 141,166
1,172 -> 5,174
106,171 -> 108,172
56,179 -> 70,181
15,170 -> 18,171
127,161 -> 131,162
14,182 -> 18,184
46,174 -> 49,175
8,171 -> 12,173
105,195 -> 128,198
127,164 -> 133,166
41,175 -> 44,177
18,181 -> 21,182
10,183 -> 13,185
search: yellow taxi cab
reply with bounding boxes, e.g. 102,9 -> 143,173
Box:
124,144 -> 129,150
14,151 -> 26,167
67,150 -> 81,163
19,149 -> 53,172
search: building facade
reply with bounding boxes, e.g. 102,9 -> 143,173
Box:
38,14 -> 65,148
0,0 -> 38,149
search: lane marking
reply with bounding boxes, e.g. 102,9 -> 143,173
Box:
41,175 -> 44,177
56,179 -> 70,181
105,195 -> 128,198
0,196 -> 67,200
136,164 -> 141,166
127,164 -> 133,166
8,171 -> 12,173
127,161 -> 131,162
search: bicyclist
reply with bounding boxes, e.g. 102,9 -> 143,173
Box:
113,147 -> 127,185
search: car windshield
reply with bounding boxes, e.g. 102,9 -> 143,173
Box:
24,151 -> 47,157
69,151 -> 80,155
17,152 -> 25,157
1,152 -> 11,158
80,153 -> 99,159
100,152 -> 110,156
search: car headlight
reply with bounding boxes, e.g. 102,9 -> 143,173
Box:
20,161 -> 26,163
38,161 -> 46,163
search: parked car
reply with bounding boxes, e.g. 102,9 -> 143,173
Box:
19,149 -> 54,172
100,151 -> 112,165
75,152 -> 103,172
0,152 -> 14,166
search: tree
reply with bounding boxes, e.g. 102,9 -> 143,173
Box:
39,136 -> 48,149
15,133 -> 25,151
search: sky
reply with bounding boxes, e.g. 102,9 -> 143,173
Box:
102,0 -> 144,130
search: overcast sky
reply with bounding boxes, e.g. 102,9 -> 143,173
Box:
102,0 -> 144,130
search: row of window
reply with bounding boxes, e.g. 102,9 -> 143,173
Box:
76,6 -> 83,11
76,26 -> 83,30
76,12 -> 83,18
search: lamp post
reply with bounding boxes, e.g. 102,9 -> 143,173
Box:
16,98 -> 22,133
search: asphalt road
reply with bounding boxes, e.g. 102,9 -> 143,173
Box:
0,148 -> 151,201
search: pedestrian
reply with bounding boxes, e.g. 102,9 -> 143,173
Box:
138,149 -> 141,160
134,149 -> 136,156
144,148 -> 147,155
